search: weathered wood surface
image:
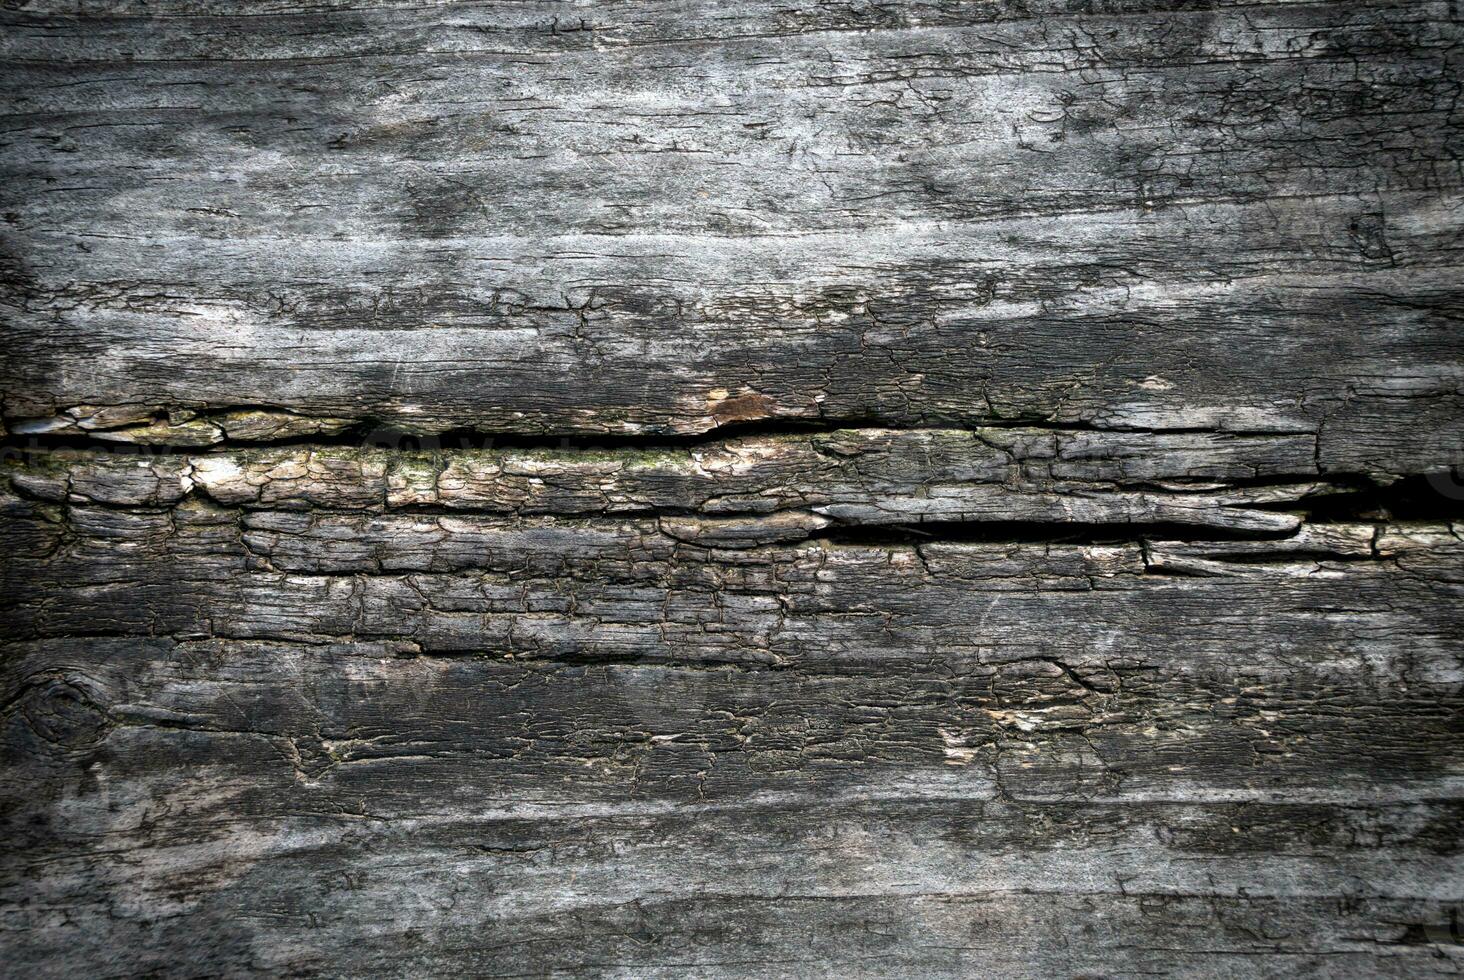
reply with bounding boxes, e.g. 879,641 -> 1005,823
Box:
3,0 -> 1464,977
5,0 -> 1464,469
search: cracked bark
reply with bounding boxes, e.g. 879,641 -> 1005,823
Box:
2,1 -> 1463,977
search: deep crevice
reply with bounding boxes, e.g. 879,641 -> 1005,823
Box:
806,519 -> 1301,547
1,413 -> 1319,456
1288,475 -> 1464,523
398,647 -> 793,673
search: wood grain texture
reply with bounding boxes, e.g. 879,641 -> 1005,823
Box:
2,1 -> 1463,976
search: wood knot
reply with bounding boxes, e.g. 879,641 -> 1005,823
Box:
8,673 -> 113,751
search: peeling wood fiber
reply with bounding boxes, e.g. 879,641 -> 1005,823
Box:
2,0 -> 1464,977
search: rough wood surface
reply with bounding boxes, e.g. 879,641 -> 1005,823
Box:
2,1 -> 1463,977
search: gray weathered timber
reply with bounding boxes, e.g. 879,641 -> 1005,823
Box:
4,1 -> 1464,471
3,439 -> 1464,975
2,0 -> 1463,977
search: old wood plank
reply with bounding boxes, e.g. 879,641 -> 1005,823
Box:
3,0 -> 1463,975
2,1 -> 1461,472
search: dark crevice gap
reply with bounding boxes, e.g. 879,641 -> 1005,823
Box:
806,519 -> 1303,547
1192,551 -> 1383,565
1286,474 -> 1464,522
1,413 -> 1319,456
399,648 -> 793,673
804,483 -> 1463,550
